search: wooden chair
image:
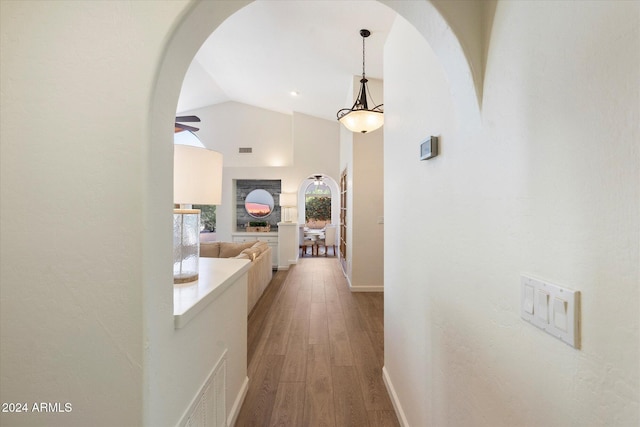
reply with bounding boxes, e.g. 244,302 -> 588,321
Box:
299,226 -> 315,257
317,224 -> 337,257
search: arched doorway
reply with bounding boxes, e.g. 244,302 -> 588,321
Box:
147,1 -> 481,424
297,174 -> 340,227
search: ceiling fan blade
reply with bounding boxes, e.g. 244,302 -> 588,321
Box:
174,123 -> 200,132
175,115 -> 201,123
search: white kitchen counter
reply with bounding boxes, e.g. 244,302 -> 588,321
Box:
173,257 -> 251,328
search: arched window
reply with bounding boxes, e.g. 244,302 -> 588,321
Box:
304,179 -> 331,228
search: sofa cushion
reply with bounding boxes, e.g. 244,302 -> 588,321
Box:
200,242 -> 221,258
234,252 -> 251,260
251,241 -> 269,255
219,241 -> 255,258
241,246 -> 263,261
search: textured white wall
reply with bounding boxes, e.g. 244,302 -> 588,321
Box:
1,1 -> 254,426
384,2 -> 639,426
0,1 -> 188,426
4,1 -> 636,426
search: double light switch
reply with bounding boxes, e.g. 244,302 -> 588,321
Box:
521,275 -> 580,348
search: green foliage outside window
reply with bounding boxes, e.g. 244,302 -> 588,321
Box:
305,196 -> 331,221
194,204 -> 216,231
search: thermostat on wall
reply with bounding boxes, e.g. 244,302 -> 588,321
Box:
420,136 -> 438,160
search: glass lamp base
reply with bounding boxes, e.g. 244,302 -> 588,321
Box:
174,208 -> 200,284
174,272 -> 199,284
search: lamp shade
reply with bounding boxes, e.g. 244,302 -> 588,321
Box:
174,144 -> 222,205
279,193 -> 297,207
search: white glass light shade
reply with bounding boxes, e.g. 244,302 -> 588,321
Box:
279,193 -> 297,207
174,144 -> 223,205
338,110 -> 384,134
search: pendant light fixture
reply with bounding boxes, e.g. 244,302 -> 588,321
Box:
337,29 -> 384,134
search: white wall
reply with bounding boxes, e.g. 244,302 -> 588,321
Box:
339,76 -> 385,290
207,110 -> 340,242
384,2 -> 639,426
352,129 -> 384,290
293,112 -> 342,226
0,1 -> 336,426
292,112 -> 341,183
0,1 -> 256,426
0,1 -> 189,426
164,271 -> 248,427
3,1 -> 637,426
182,101 -> 294,168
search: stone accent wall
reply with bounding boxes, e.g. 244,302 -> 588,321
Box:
236,179 -> 281,231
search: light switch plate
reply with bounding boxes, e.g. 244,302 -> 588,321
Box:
521,275 -> 580,348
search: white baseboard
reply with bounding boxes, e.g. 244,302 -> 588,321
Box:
277,258 -> 299,271
339,263 -> 383,292
349,284 -> 384,292
227,376 -> 249,427
382,366 -> 409,427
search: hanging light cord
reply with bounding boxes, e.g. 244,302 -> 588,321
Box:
362,32 -> 366,80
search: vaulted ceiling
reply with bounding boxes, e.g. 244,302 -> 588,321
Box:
176,0 -> 397,122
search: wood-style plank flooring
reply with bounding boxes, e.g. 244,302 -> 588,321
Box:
236,257 -> 400,427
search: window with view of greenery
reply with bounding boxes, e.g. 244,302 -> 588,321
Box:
305,183 -> 331,222
193,204 -> 216,231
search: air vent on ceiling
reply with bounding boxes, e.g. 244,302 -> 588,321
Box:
238,147 -> 253,154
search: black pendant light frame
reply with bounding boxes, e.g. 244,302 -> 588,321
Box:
336,29 -> 384,132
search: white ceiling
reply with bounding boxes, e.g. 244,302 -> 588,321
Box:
176,0 -> 398,122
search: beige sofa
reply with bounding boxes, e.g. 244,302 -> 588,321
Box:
200,240 -> 273,314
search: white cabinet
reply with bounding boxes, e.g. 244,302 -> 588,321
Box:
231,232 -> 278,269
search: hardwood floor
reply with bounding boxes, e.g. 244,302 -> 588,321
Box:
236,257 -> 399,427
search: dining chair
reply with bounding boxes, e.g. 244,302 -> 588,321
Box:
317,224 -> 337,257
299,225 -> 315,257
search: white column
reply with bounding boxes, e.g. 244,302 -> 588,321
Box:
277,222 -> 299,270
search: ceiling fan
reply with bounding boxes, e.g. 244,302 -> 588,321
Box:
175,115 -> 200,133
310,174 -> 324,185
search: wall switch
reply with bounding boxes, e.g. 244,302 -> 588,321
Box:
553,298 -> 568,332
523,285 -> 534,314
535,289 -> 549,323
521,275 -> 580,348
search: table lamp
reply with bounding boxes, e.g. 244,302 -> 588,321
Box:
174,144 -> 223,283
279,193 -> 297,223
